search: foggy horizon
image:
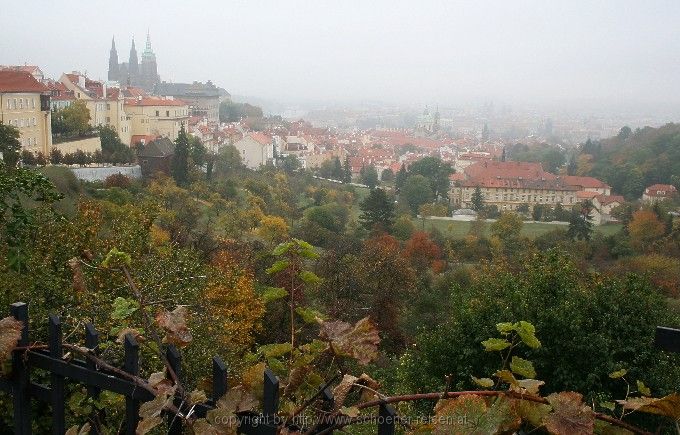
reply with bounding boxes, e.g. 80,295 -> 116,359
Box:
4,0 -> 680,115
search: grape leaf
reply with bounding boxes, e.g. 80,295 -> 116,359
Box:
191,419 -> 222,435
494,369 -> 519,387
0,316 -> 23,362
514,321 -> 541,349
635,380 -> 650,397
608,369 -> 627,379
65,423 -> 91,435
496,322 -> 515,334
433,395 -> 520,434
156,306 -> 192,347
481,338 -> 511,352
101,247 -> 131,268
510,356 -> 536,379
189,389 -> 208,405
137,393 -> 170,434
471,376 -> 495,388
320,317 -> 380,365
543,392 -> 594,435
515,398 -> 551,428
617,393 -> 680,419
110,297 -> 139,320
514,378 -> 545,395
341,406 -> 360,418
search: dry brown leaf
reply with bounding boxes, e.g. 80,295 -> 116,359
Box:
332,374 -> 358,411
319,317 -> 380,365
0,317 -> 23,362
156,306 -> 192,347
617,393 -> 680,420
543,392 -> 594,435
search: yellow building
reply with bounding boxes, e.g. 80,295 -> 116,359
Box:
59,72 -> 132,144
451,178 -> 579,212
124,96 -> 189,141
0,70 -> 52,155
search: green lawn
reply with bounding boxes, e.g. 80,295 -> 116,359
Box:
413,218 -> 623,239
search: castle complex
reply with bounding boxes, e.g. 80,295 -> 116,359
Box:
107,33 -> 159,91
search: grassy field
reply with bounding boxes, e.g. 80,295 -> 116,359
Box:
413,217 -> 623,239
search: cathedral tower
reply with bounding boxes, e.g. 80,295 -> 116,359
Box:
128,37 -> 139,82
140,31 -> 159,91
107,36 -> 119,82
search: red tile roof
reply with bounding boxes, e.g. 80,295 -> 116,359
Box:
561,175 -> 610,189
464,161 -> 555,181
576,190 -> 600,200
645,184 -> 677,196
250,132 -> 272,145
596,194 -> 624,206
131,134 -> 159,145
0,71 -> 48,93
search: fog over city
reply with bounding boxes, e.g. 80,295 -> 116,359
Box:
3,0 -> 680,115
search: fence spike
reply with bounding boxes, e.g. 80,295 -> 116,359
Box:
378,403 -> 396,435
212,356 -> 228,403
166,345 -> 183,435
123,333 -> 140,435
85,323 -> 102,435
263,368 -> 280,433
48,314 -> 66,434
10,302 -> 30,435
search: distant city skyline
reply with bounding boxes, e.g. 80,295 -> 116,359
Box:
3,1 -> 680,115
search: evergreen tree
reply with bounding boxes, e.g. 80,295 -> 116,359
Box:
342,157 -> 352,183
172,124 -> 190,186
567,200 -> 594,241
0,122 -> 21,168
470,186 -> 484,212
360,165 -> 379,189
359,188 -> 395,232
331,156 -> 343,180
395,164 -> 408,191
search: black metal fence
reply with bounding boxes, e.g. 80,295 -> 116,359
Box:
0,302 -> 398,435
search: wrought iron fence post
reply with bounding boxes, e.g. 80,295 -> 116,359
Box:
124,334 -> 140,435
85,323 -> 102,435
166,345 -> 183,435
262,368 -> 280,435
212,356 -> 228,404
318,386 -> 335,434
48,314 -> 66,434
377,403 -> 396,435
10,302 -> 30,435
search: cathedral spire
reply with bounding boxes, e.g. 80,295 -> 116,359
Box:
108,35 -> 119,81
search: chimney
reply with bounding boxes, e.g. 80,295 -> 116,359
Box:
78,75 -> 85,88
137,95 -> 142,102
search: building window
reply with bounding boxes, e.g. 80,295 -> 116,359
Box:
166,111 -> 170,117
106,104 -> 110,110
12,98 -> 17,109
31,99 -> 35,108
19,99 -> 23,109
156,110 -> 159,117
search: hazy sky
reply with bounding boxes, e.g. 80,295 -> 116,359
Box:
3,0 -> 680,110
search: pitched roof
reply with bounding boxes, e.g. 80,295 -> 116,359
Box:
137,137 -> 174,157
464,161 -> 555,181
645,184 -> 677,196
0,71 -> 48,93
243,132 -> 271,146
576,190 -> 600,200
596,194 -> 624,206
561,175 -> 610,189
